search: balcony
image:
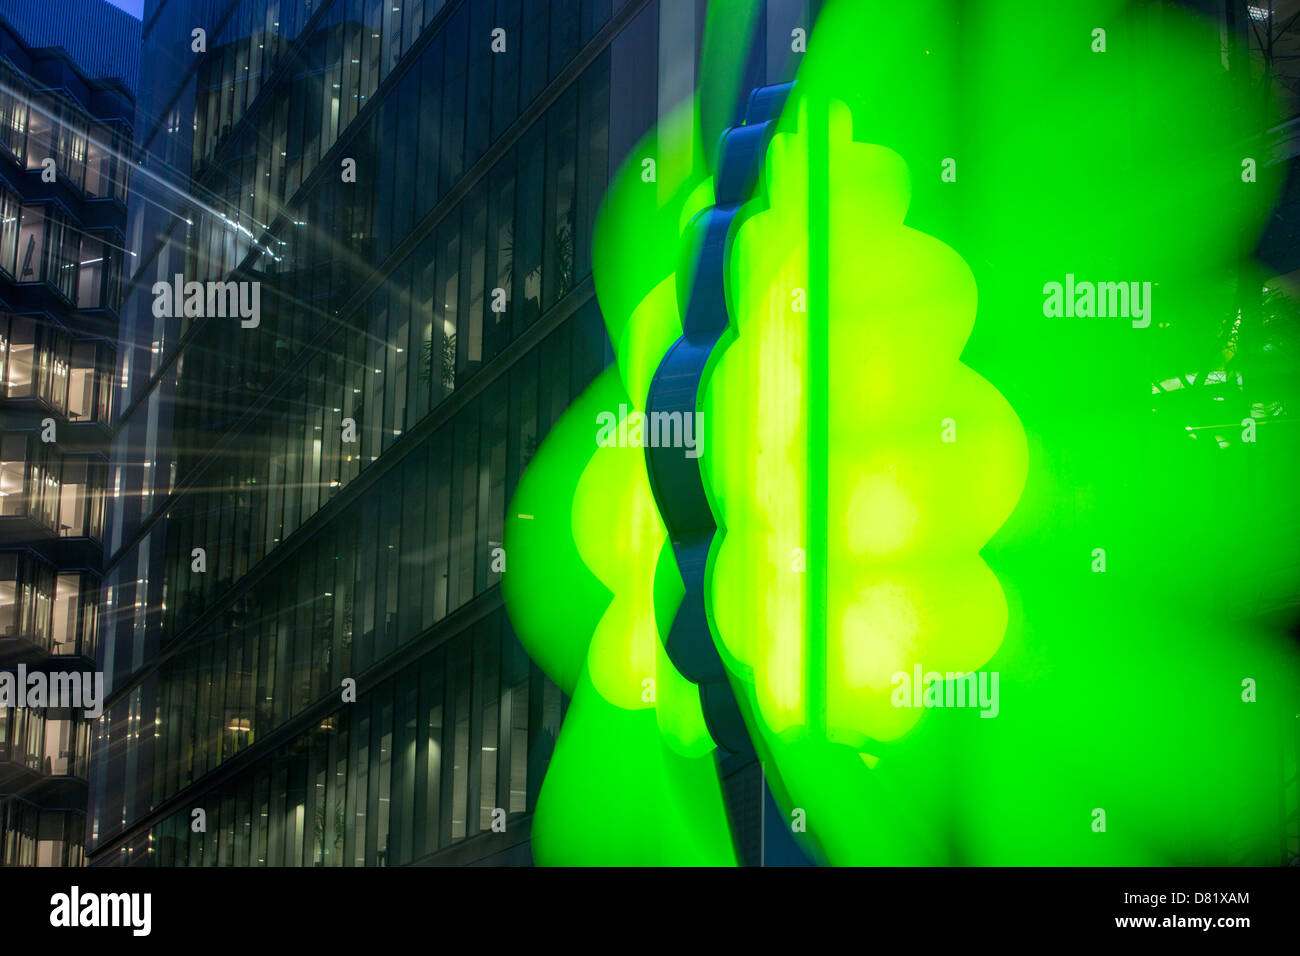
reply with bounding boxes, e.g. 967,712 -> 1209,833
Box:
0,312 -> 115,427
0,550 -> 99,666
0,705 -> 91,834
0,432 -> 106,548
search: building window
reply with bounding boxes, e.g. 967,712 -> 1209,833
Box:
76,236 -> 104,308
52,571 -> 98,657
59,456 -> 104,540
2,315 -> 35,398
29,440 -> 59,530
0,551 -> 17,637
67,340 -> 98,420
0,66 -> 29,163
5,205 -> 80,298
15,205 -> 46,282
23,98 -> 51,174
0,188 -> 19,276
0,550 -> 55,647
0,315 -> 111,423
71,234 -> 122,313
0,434 -> 29,516
84,124 -> 111,197
103,243 -> 121,312
110,124 -> 130,204
53,99 -> 89,192
42,710 -> 88,777
0,709 -> 43,771
0,437 -> 102,536
46,210 -> 78,301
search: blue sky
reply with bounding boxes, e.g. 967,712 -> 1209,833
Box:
106,0 -> 143,18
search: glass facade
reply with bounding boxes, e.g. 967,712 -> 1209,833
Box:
0,4 -> 135,867
0,59 -> 132,202
87,0 -> 813,866
143,606 -> 554,866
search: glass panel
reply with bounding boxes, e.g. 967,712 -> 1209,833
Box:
0,434 -> 28,515
84,125 -> 110,196
23,99 -> 50,171
0,189 -> 20,275
0,67 -> 29,161
68,342 -> 97,421
52,573 -> 82,655
59,458 -> 89,537
15,206 -> 46,282
77,237 -> 104,308
477,632 -> 499,833
4,318 -> 33,397
0,553 -> 16,638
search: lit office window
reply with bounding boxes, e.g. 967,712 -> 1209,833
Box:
44,210 -> 79,302
21,97 -> 51,171
13,205 -> 45,282
0,188 -> 20,276
76,236 -> 104,308
0,434 -> 29,516
51,571 -> 98,657
84,124 -> 111,197
0,551 -> 55,649
0,65 -> 29,162
67,341 -> 97,421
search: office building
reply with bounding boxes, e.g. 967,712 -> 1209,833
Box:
87,0 -> 814,866
84,0 -> 1300,867
0,0 -> 137,866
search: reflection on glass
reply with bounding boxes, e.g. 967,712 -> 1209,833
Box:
0,434 -> 27,515
16,205 -> 45,282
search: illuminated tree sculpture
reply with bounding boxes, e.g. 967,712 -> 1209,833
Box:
502,0 -> 1300,866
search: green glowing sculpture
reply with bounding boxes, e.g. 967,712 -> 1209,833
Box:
700,92 -> 1027,864
503,104 -> 738,865
503,0 -> 1300,866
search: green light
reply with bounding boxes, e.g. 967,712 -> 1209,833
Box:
503,0 -> 1300,866
700,92 -> 1028,863
502,94 -> 737,863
